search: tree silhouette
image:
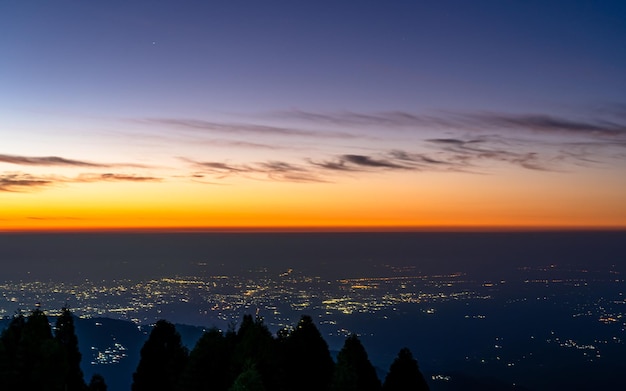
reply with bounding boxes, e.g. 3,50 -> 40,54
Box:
232,315 -> 279,390
55,307 -> 87,391
178,327 -> 234,391
0,311 -> 437,391
132,319 -> 188,391
0,338 -> 9,384
383,348 -> 429,391
88,374 -> 107,391
331,334 -> 381,391
0,311 -> 25,386
229,364 -> 266,391
281,315 -> 334,391
17,308 -> 66,390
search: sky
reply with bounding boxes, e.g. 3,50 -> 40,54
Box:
1,1 -> 626,231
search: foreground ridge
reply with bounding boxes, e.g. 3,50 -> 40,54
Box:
1,309 -> 429,391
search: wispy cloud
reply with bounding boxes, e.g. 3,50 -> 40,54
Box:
0,153 -> 153,169
271,109 -> 440,128
463,112 -> 626,138
27,108 -> 619,190
273,109 -> 626,140
205,139 -> 286,150
187,149 -> 455,184
311,154 -> 413,171
186,159 -> 327,183
0,154 -> 106,167
0,171 -> 162,192
341,154 -> 409,169
388,150 -> 448,165
140,118 -> 357,139
426,136 -> 567,171
0,173 -> 54,192
282,132 -> 617,179
185,135 -> 613,184
260,108 -> 626,174
76,173 -> 161,182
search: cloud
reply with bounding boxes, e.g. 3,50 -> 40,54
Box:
186,158 -> 327,183
309,158 -> 359,172
273,109 -> 626,141
0,153 -> 153,169
316,154 -> 412,170
144,109 -> 626,180
141,118 -> 357,139
0,171 -> 162,192
425,137 -> 559,171
206,139 -> 285,150
186,142 -> 557,184
388,150 -> 449,165
272,109 -> 439,128
257,161 -> 307,172
111,127 -> 291,151
464,113 -> 626,138
341,154 -> 409,169
0,173 -> 53,192
311,151 -> 452,173
77,173 -> 161,182
189,150 -> 448,185
274,108 -> 624,170
0,154 -> 106,167
187,161 -> 251,176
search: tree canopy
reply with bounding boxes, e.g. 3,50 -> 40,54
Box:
56,307 -> 86,391
0,309 -> 67,390
229,364 -> 266,391
132,319 -> 189,391
178,327 -> 235,391
383,348 -> 430,391
280,315 -> 335,391
331,334 -> 382,391
1,310 -> 432,391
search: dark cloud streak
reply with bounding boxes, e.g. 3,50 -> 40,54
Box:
187,158 -> 327,183
77,173 -> 161,182
426,137 -> 561,171
0,173 -> 53,192
466,113 -> 626,138
141,118 -> 357,139
0,154 -> 153,169
0,154 -> 105,167
341,154 -> 409,169
0,172 -> 162,192
274,109 -> 626,140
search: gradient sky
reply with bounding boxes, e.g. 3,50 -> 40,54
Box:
1,1 -> 626,231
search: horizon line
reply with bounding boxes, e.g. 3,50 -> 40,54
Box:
1,225 -> 625,234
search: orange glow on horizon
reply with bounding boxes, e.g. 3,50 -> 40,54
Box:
1,166 -> 624,233
1,222 -> 624,234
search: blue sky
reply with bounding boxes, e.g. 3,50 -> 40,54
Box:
4,1 -> 625,114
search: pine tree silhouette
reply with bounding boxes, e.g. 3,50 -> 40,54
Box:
178,327 -> 234,391
0,311 -> 25,386
19,308 -> 66,390
281,315 -> 334,391
331,334 -> 381,391
383,348 -> 429,391
132,319 -> 188,391
232,315 -> 279,390
55,307 -> 87,391
1,311 -> 437,391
